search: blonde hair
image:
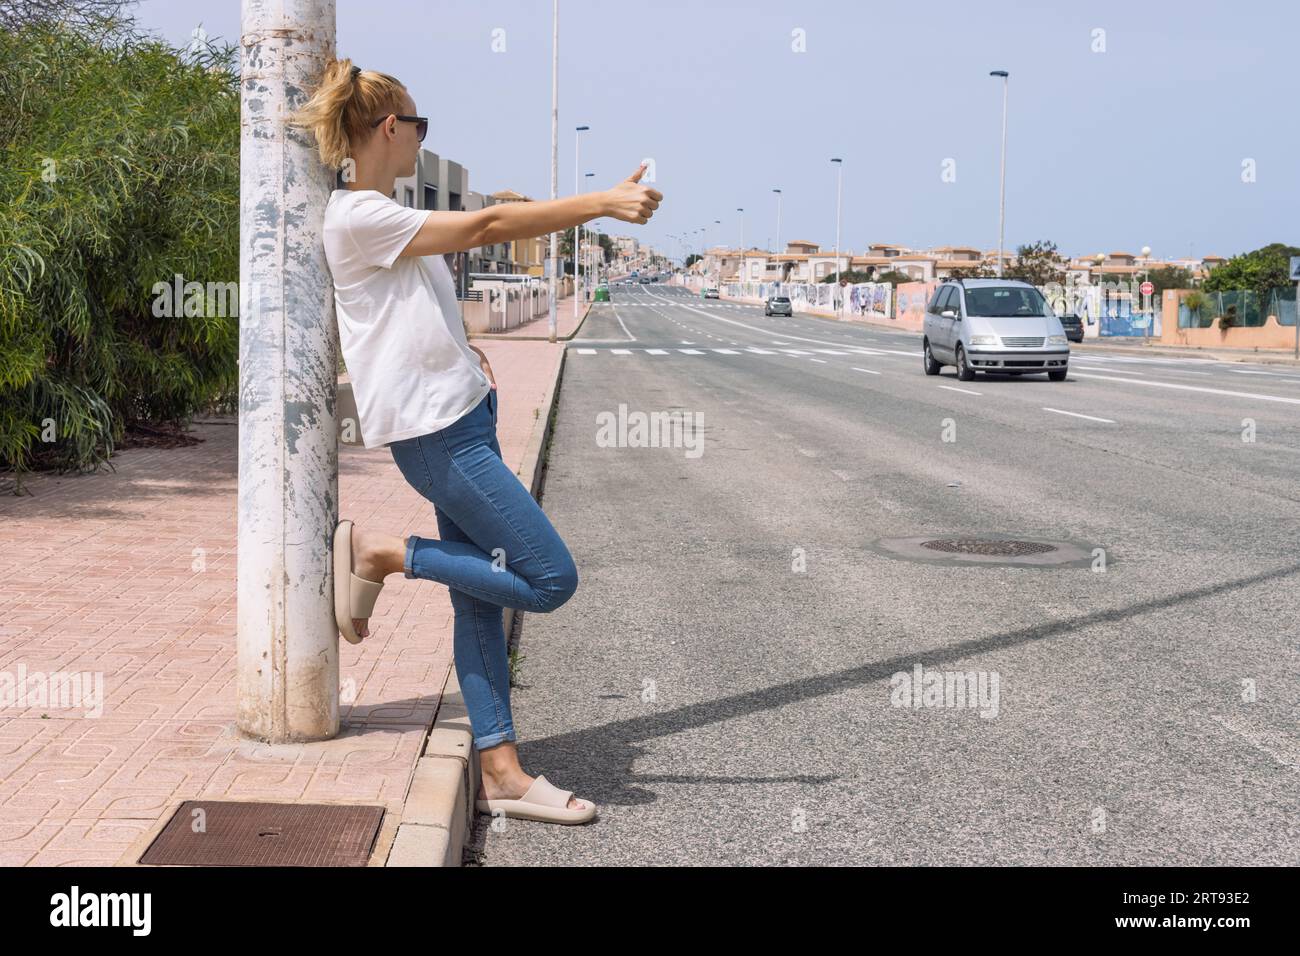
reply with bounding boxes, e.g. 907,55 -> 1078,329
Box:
290,57 -> 408,170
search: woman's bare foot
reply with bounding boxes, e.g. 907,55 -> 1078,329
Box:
349,524 -> 406,639
478,742 -> 589,811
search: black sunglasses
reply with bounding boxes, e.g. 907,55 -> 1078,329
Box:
371,114 -> 428,142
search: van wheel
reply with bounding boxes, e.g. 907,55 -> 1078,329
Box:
955,345 -> 976,381
923,340 -> 941,375
1049,367 -> 1068,381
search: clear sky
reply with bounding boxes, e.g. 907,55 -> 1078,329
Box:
134,0 -> 1297,263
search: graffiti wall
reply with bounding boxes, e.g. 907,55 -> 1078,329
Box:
892,281 -> 940,332
721,281 -> 892,320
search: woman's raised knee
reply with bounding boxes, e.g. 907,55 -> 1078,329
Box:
535,555 -> 578,612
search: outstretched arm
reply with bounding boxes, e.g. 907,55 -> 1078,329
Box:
399,164 -> 662,259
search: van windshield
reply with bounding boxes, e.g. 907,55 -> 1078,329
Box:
964,287 -> 1051,317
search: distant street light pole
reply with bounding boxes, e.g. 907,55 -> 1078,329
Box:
737,207 -> 745,288
547,0 -> 559,342
830,158 -> 843,284
573,125 -> 589,316
773,188 -> 783,257
583,171 -> 594,298
990,70 -> 1009,278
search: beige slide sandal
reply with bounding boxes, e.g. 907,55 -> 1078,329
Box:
333,518 -> 385,645
476,775 -> 597,825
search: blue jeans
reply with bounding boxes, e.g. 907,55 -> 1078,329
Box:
388,388 -> 579,751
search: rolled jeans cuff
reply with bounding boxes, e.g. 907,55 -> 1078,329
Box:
403,534 -> 416,579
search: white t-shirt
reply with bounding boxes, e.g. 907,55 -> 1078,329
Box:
323,188 -> 490,448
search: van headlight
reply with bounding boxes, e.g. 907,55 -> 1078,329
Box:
968,335 -> 1000,347
1046,334 -> 1068,346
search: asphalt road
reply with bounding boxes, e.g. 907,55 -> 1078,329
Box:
473,283 -> 1300,866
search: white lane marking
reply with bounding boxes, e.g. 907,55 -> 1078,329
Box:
772,341 -> 792,345
645,348 -> 668,354
680,340 -> 695,345
1229,369 -> 1300,383
938,385 -> 982,396
678,349 -> 704,354
1042,407 -> 1116,423
780,349 -> 813,355
575,348 -> 597,354
851,366 -> 881,375
711,349 -> 740,354
745,348 -> 776,354
809,358 -> 827,363
813,349 -> 851,355
1075,365 -> 1140,374
1070,372 -> 1300,405
610,348 -> 632,354
611,305 -> 636,341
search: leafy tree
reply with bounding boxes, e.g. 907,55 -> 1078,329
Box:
0,8 -> 239,489
1202,243 -> 1300,299
1146,266 -> 1193,299
874,270 -> 917,286
1011,240 -> 1066,286
946,263 -> 997,279
821,270 -> 875,284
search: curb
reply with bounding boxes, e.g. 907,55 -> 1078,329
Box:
384,344 -> 569,867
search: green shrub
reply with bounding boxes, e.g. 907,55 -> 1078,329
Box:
0,13 -> 239,490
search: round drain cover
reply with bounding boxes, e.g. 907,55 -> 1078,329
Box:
868,534 -> 1106,568
921,538 -> 1058,557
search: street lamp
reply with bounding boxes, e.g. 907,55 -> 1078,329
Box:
773,188 -> 783,258
830,158 -> 843,284
990,70 -> 1009,277
584,171 -> 594,295
737,207 -> 745,286
573,125 -> 589,316
547,0 -> 558,342
1094,252 -> 1106,328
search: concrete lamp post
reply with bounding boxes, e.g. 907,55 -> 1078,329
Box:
237,0 -> 339,742
989,71 -> 1009,278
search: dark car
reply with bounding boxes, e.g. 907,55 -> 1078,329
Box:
1058,313 -> 1084,343
764,295 -> 793,317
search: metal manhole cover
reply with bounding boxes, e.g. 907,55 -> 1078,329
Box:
139,801 -> 385,867
869,534 -> 1106,569
921,538 -> 1058,557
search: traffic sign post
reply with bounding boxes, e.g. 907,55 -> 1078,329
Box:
1140,281 -> 1155,340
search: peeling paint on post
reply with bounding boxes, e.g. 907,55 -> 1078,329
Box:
237,0 -> 339,742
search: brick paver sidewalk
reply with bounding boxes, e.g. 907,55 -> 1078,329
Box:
0,339 -> 563,865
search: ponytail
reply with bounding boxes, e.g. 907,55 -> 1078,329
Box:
290,57 -> 407,171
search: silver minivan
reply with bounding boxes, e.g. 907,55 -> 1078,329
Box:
922,279 -> 1070,381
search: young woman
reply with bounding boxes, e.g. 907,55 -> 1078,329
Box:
293,59 -> 661,825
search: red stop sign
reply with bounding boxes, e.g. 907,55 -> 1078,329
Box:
1140,281 -> 1154,296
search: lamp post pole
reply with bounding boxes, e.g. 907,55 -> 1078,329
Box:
573,125 -> 588,316
990,70 -> 1009,278
830,158 -> 843,284
773,188 -> 783,259
237,0 -> 339,742
547,0 -> 559,342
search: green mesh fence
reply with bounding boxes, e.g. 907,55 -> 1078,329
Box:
1179,288 -> 1295,328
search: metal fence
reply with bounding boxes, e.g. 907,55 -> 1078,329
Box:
1178,288 -> 1297,329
